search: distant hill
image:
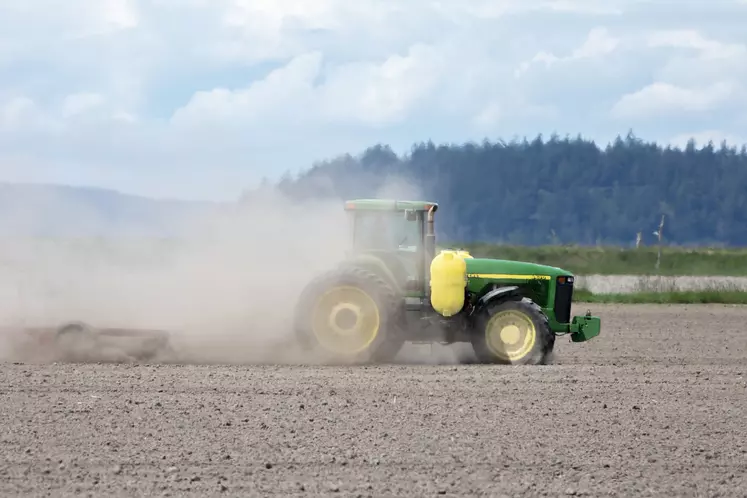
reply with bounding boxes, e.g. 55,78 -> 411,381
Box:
0,183 -> 214,237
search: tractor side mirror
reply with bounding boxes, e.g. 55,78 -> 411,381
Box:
404,210 -> 417,221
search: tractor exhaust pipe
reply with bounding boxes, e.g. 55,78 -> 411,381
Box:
424,205 -> 436,302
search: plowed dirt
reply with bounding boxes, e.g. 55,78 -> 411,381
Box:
1,304 -> 746,497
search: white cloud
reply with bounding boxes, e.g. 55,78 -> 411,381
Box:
647,29 -> 745,58
0,0 -> 746,200
225,0 -> 350,31
649,30 -> 747,88
648,29 -> 710,50
0,97 -> 38,129
174,40 -> 480,130
0,97 -> 63,134
172,52 -> 324,127
316,43 -> 447,125
611,29 -> 747,121
80,0 -> 139,35
61,93 -> 106,118
611,81 -> 738,119
514,27 -> 620,77
539,0 -> 625,15
0,0 -> 139,42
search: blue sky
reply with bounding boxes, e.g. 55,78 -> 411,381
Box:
1,0 -> 746,201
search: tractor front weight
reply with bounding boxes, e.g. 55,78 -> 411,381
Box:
568,311 -> 601,343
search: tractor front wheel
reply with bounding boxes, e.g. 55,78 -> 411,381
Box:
470,296 -> 554,365
293,267 -> 404,364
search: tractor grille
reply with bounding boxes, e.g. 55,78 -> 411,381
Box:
553,277 -> 574,324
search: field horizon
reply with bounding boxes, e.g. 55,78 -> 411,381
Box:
2,237 -> 747,307
2,237 -> 747,275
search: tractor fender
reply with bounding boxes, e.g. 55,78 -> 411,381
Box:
477,285 -> 521,308
338,253 -> 404,295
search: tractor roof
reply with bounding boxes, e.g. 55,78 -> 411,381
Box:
344,199 -> 438,212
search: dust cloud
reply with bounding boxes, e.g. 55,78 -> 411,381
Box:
0,173 -> 470,365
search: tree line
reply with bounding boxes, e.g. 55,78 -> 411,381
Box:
262,132 -> 747,247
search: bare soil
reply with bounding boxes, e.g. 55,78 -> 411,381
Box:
1,304 -> 747,497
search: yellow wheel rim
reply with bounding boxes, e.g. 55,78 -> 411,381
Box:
485,309 -> 536,362
311,285 -> 380,355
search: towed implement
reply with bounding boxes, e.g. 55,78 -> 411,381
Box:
293,199 -> 601,364
11,321 -> 173,362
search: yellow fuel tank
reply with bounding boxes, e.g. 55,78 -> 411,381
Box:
429,250 -> 468,317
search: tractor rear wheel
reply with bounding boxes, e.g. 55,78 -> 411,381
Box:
470,296 -> 554,365
293,266 -> 404,363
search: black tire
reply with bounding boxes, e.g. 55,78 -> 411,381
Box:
294,266 -> 404,364
470,296 -> 555,365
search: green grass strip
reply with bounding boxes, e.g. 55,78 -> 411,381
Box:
455,243 -> 747,276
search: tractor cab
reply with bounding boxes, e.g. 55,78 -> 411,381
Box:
344,199 -> 437,250
344,199 -> 438,296
348,205 -> 420,253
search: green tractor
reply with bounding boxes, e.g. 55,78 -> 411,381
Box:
293,199 -> 600,365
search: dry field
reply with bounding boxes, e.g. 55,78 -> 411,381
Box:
1,303 -> 747,497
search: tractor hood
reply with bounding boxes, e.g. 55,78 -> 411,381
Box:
464,257 -> 569,280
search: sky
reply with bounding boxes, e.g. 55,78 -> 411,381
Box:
1,0 -> 746,201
